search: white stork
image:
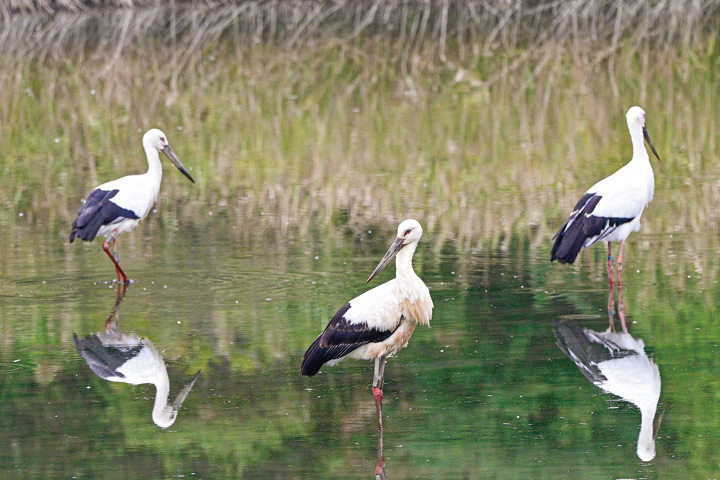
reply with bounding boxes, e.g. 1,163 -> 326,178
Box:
73,284 -> 201,428
551,106 -> 661,287
69,129 -> 195,283
553,313 -> 661,461
301,219 -> 433,431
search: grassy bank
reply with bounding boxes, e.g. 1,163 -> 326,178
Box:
1,3 -> 719,259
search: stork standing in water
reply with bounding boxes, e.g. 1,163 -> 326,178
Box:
69,129 -> 195,283
301,219 -> 433,433
551,106 -> 661,288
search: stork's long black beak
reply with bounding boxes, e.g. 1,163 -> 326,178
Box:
643,125 -> 661,162
163,145 -> 195,183
653,403 -> 668,442
172,370 -> 201,411
367,236 -> 405,284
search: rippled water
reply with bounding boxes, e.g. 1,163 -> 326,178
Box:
3,5 -> 720,479
2,216 -> 717,479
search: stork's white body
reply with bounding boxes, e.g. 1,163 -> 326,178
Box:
69,129 -> 194,283
580,124 -> 655,246
301,219 -> 433,434
582,328 -> 660,462
554,320 -> 661,462
329,248 -> 433,365
74,330 -> 200,429
91,164 -> 163,240
551,106 -> 661,286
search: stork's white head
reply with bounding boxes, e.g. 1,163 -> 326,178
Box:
142,128 -> 195,183
153,406 -> 178,429
143,128 -> 170,152
152,369 -> 201,429
625,106 -> 661,162
626,106 -> 646,129
396,218 -> 423,246
637,439 -> 656,462
367,219 -> 424,283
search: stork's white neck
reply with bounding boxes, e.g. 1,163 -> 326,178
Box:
395,242 -> 419,280
143,143 -> 164,184
392,239 -> 432,326
628,123 -> 650,164
637,404 -> 657,461
151,363 -> 173,427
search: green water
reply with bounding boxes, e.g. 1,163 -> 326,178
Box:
2,5 -> 720,479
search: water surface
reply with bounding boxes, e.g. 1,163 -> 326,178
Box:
2,5 -> 720,479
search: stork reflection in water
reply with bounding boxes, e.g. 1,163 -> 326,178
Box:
375,421 -> 388,480
74,284 -> 201,428
553,288 -> 662,461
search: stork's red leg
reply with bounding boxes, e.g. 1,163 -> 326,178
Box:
617,287 -> 628,333
105,282 -> 129,331
606,242 -> 614,288
102,240 -> 129,284
616,240 -> 625,290
375,423 -> 387,479
112,238 -> 119,262
607,280 -> 615,332
372,356 -> 387,433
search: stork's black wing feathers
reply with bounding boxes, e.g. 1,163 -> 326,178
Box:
553,319 -> 637,386
69,189 -> 139,243
551,193 -> 599,263
550,193 -> 635,264
300,303 -> 396,376
73,333 -> 142,380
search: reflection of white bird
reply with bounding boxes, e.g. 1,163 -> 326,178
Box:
301,219 -> 433,430
74,331 -> 201,428
551,106 -> 661,288
69,129 -> 195,284
554,319 -> 661,461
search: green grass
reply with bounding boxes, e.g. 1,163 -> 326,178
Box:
2,18 -> 719,254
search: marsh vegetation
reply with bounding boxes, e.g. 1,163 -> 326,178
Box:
2,2 -> 720,478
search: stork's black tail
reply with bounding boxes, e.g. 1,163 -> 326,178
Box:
551,193 -> 603,264
73,333 -> 141,380
553,319 -> 636,386
550,218 -> 588,264
69,188 -> 138,243
551,192 -> 638,264
300,335 -> 333,377
300,302 -> 394,376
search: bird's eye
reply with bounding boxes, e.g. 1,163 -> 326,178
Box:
160,137 -> 166,143
404,229 -> 411,236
